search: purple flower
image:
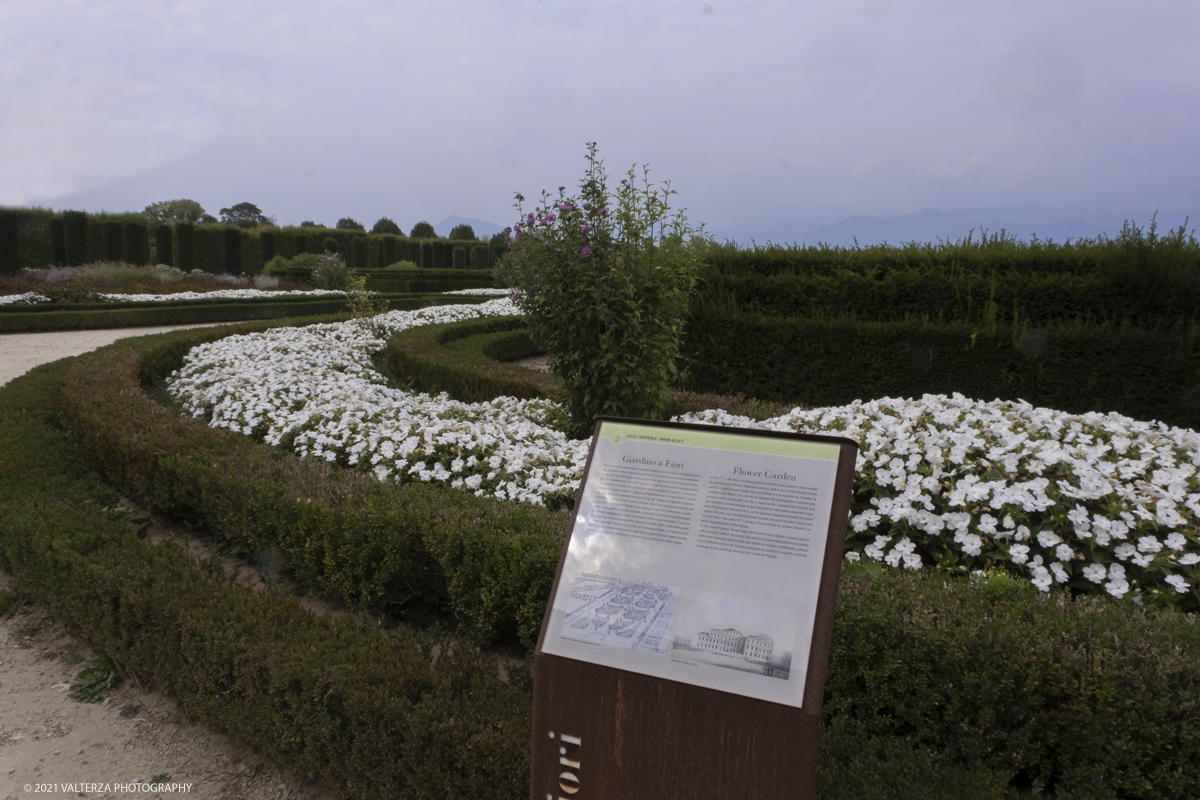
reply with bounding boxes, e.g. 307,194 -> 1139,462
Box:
509,292 -> 518,302
514,229 -> 522,239
543,241 -> 549,247
504,226 -> 512,233
558,202 -> 574,211
547,213 -> 557,223
582,202 -> 590,210
581,246 -> 593,258
508,240 -> 514,249
559,186 -> 565,192
581,225 -> 592,233
534,273 -> 540,279
527,212 -> 535,222
598,207 -> 609,216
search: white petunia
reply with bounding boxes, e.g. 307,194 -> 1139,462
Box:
1082,563 -> 1106,583
1165,574 -> 1191,594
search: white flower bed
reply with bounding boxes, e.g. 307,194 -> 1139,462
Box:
2,288 -> 346,304
441,288 -> 513,296
166,301 -> 1200,607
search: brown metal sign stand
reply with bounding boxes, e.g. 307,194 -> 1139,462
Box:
532,417 -> 859,800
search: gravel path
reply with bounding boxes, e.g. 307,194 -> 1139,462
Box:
0,323 -> 236,388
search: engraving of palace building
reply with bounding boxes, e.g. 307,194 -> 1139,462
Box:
695,628 -> 775,662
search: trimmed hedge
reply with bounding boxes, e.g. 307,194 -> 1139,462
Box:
0,294 -> 487,334
54,326 -> 569,648
63,210 -> 88,266
0,354 -> 532,799
2,314 -> 1198,796
154,224 -> 173,266
681,308 -> 1200,431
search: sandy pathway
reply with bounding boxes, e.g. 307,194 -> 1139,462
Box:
0,323 -> 237,389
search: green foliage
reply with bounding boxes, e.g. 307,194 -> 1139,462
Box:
154,224 -> 173,266
386,260 -> 419,270
0,207 -> 20,273
495,142 -> 706,437
263,254 -> 291,274
323,236 -> 339,254
63,210 -> 88,266
409,220 -> 436,239
681,307 -> 1200,431
299,220 -> 319,228
172,221 -> 196,271
0,356 -> 533,797
219,202 -> 273,229
223,226 -> 243,274
372,217 -> 404,235
448,223 -> 477,241
336,217 -> 366,232
41,280 -> 99,304
143,199 -> 207,226
71,650 -> 122,702
102,220 -> 124,261
350,236 -> 368,268
345,274 -> 389,335
310,252 -> 353,290
452,245 -> 468,269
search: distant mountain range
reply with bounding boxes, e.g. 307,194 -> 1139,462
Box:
433,215 -> 505,239
791,205 -> 1198,248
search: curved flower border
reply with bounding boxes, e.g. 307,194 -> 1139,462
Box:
166,301 -> 1200,609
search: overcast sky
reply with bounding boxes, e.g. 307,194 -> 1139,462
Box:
2,0 -> 1197,244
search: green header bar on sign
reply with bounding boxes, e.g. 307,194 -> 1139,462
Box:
598,421 -> 841,461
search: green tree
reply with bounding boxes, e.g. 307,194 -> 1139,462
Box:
489,229 -> 511,251
409,220 -> 436,239
371,217 -> 403,235
448,223 -> 477,241
219,202 -> 273,228
199,213 -> 217,224
336,217 -> 366,232
299,220 -> 320,228
143,199 -> 207,226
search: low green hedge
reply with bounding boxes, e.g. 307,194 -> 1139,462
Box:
0,293 -> 492,333
0,350 -> 532,800
56,321 -> 569,648
682,308 -> 1200,431
12,313 -> 1200,797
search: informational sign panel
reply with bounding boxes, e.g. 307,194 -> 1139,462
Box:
532,418 -> 859,800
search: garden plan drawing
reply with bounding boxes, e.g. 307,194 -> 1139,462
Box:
560,573 -> 679,654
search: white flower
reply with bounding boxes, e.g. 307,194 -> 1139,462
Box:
1056,544 -> 1075,562
1082,563 -> 1106,583
844,551 -> 861,563
1105,577 -> 1130,598
1179,553 -> 1200,566
977,514 -> 998,535
1009,544 -> 1030,564
1165,533 -> 1187,551
959,533 -> 983,557
1030,566 -> 1052,592
851,510 -> 881,532
1165,574 -> 1190,593
1037,530 -> 1062,548
1015,525 -> 1031,541
1138,536 -> 1163,554
1114,543 -> 1137,561
1051,562 -> 1070,583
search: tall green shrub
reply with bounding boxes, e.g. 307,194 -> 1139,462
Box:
103,220 -> 124,262
260,230 -> 277,265
63,211 -> 88,266
472,245 -> 488,270
495,143 -> 705,437
154,225 -> 173,266
433,240 -> 451,269
193,225 -> 224,274
223,227 -> 242,274
351,236 -> 368,269
50,218 -> 66,266
123,220 -> 148,265
452,245 -> 468,270
173,221 -> 196,272
0,208 -> 19,274
420,241 -> 434,269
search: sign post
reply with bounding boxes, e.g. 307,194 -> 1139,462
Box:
531,418 -> 859,800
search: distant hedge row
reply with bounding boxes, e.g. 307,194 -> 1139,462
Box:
680,306 -> 1200,430
0,207 -> 506,275
699,222 -> 1199,278
698,263 -> 1200,329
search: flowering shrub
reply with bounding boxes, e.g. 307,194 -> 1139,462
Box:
309,251 -> 352,291
167,301 -> 1200,611
495,143 -> 705,437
